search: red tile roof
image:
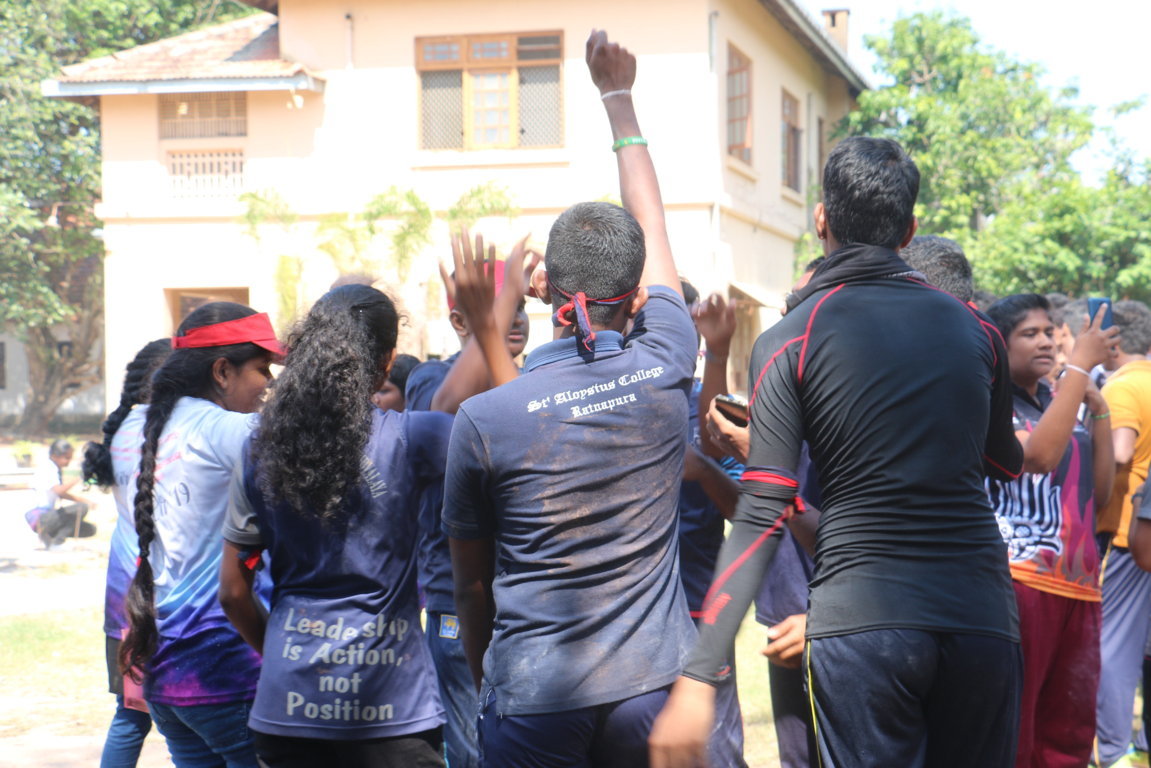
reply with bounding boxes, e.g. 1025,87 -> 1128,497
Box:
56,13 -> 308,84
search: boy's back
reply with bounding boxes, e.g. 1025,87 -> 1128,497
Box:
443,286 -> 697,714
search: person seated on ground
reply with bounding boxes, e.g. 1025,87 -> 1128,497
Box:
25,438 -> 97,548
371,353 -> 421,413
984,294 -> 1117,768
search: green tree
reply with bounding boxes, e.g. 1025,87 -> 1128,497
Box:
972,161 -> 1151,302
840,11 -> 1092,235
0,0 -> 252,434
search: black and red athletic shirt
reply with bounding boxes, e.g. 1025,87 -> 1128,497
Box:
684,244 -> 1024,685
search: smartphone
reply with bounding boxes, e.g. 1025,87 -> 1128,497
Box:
714,393 -> 749,428
1087,297 -> 1114,330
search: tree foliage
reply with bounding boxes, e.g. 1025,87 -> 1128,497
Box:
838,11 -> 1151,302
0,0 -> 252,434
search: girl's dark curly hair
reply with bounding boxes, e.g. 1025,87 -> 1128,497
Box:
254,284 -> 398,523
82,338 -> 171,489
119,302 -> 268,681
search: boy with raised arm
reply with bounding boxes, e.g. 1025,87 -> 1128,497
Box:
442,32 -> 699,767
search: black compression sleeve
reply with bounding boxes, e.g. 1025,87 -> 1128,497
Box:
681,491 -> 790,684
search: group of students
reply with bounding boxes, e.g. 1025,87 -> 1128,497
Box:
75,27 -> 1151,768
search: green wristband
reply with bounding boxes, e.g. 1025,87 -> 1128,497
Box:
612,136 -> 648,152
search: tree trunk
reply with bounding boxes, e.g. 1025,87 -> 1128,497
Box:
14,306 -> 104,437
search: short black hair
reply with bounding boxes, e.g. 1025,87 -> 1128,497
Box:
985,293 -> 1050,341
679,278 -> 700,307
545,202 -> 645,325
901,235 -> 974,302
823,137 -> 920,249
388,353 -> 420,393
1113,300 -> 1151,356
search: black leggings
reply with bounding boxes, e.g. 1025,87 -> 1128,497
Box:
252,727 -> 444,768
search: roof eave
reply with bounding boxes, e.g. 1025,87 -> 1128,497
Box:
757,0 -> 870,97
238,0 -> 278,12
42,73 -> 324,98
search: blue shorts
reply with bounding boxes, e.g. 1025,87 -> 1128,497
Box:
478,687 -> 670,768
807,629 -> 1021,768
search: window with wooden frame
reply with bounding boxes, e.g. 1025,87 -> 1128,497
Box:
159,92 -> 247,139
165,288 -> 251,331
416,32 -> 563,150
726,45 -> 752,164
781,90 -> 802,191
816,116 -> 826,197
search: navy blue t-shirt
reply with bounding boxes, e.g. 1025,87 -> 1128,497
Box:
224,409 -> 451,740
442,286 -> 699,715
404,355 -> 457,614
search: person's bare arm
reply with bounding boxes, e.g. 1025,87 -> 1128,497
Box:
586,30 -> 679,296
1085,381 -> 1115,508
219,541 -> 267,654
450,537 -> 496,691
695,294 -> 737,459
1019,309 -> 1116,473
1127,484 -> 1151,571
683,444 -> 738,519
1114,427 -> 1138,467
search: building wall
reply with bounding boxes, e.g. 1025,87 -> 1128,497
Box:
96,0 -> 856,409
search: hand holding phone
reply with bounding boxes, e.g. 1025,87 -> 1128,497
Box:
713,393 -> 749,428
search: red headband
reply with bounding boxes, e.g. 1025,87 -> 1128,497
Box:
172,313 -> 284,356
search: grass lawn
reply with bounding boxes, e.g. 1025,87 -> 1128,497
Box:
0,605 -> 110,738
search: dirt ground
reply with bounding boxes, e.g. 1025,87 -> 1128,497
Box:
0,485 -> 173,767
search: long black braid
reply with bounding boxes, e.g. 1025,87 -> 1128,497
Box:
82,338 -> 171,490
119,303 -> 266,680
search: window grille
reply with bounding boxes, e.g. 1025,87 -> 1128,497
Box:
727,45 -> 752,164
159,93 -> 247,139
421,70 -> 464,149
519,65 -> 562,146
417,32 -> 562,150
167,151 -> 245,198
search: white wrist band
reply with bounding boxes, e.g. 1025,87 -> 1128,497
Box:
600,89 -> 631,100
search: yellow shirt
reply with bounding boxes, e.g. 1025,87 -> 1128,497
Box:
1099,360 -> 1151,547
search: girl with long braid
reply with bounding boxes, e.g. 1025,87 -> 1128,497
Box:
113,302 -> 282,768
83,337 -> 169,768
219,284 -> 453,767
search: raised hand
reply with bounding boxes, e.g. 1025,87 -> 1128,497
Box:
692,293 -> 737,356
586,29 -> 636,96
450,227 -> 498,334
1069,304 -> 1121,372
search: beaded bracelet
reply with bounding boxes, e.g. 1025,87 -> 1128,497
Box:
612,136 -> 648,152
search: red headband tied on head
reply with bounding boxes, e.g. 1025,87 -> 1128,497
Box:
171,312 -> 285,356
